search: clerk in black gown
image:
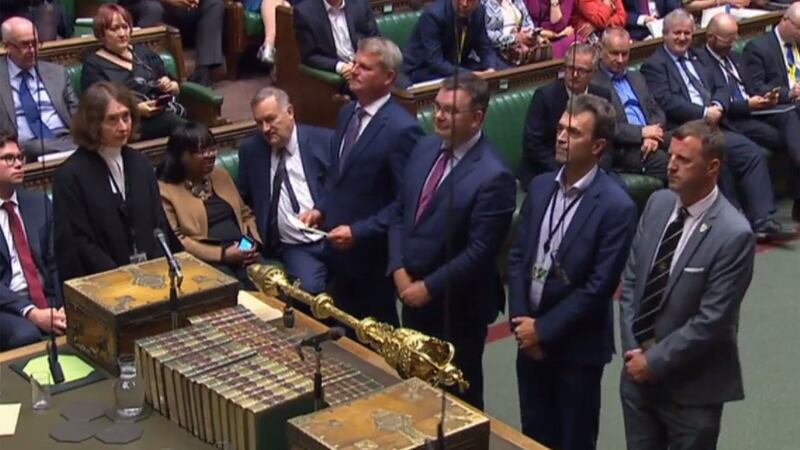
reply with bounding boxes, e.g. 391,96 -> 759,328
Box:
53,81 -> 174,281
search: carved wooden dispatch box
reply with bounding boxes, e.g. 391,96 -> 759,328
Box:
287,378 -> 490,450
64,253 -> 239,374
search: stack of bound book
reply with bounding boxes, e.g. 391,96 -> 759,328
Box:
135,305 -> 384,450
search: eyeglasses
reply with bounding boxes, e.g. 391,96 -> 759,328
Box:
5,39 -> 39,51
433,102 -> 475,116
0,154 -> 25,166
565,65 -> 593,76
192,146 -> 218,156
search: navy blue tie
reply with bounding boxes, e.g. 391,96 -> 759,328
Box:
17,71 -> 54,139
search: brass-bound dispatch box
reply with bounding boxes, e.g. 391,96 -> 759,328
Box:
64,252 -> 238,373
287,378 -> 490,450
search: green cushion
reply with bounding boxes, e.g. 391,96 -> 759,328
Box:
69,51 -> 178,97
619,174 -> 664,213
299,64 -> 344,85
376,11 -> 422,50
216,150 -> 240,183
245,11 -> 264,37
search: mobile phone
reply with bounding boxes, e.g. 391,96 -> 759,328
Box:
154,95 -> 171,107
768,87 -> 781,96
238,236 -> 255,251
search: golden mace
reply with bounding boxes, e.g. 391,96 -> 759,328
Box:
248,264 -> 469,392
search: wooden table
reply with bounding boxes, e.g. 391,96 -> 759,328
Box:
0,293 -> 548,449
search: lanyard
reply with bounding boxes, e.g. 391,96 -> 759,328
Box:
543,186 -> 584,254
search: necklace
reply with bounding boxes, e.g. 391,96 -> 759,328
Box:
185,178 -> 212,201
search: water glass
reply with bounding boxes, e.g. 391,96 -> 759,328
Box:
30,371 -> 51,411
114,354 -> 145,418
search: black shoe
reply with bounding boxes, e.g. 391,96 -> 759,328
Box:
754,218 -> 796,243
793,200 -> 800,222
188,66 -> 212,87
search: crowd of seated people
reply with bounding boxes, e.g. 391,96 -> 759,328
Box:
3,3 -> 800,450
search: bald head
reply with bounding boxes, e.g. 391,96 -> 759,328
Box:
778,3 -> 800,44
1,17 -> 37,70
707,13 -> 739,56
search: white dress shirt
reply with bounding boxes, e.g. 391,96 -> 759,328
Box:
665,45 -> 706,107
528,165 -> 598,311
653,186 -> 719,274
325,0 -> 355,73
0,192 -> 40,316
705,45 -> 749,100
271,126 -> 323,245
775,28 -> 797,89
7,59 -> 67,141
99,146 -> 125,200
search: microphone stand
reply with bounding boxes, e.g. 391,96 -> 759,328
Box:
168,262 -> 182,330
312,343 -> 324,411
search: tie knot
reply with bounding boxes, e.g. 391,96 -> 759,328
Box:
677,207 -> 689,222
18,70 -> 31,80
355,106 -> 367,119
2,200 -> 16,212
611,72 -> 627,82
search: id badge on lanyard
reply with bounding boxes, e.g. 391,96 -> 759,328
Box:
107,170 -> 145,264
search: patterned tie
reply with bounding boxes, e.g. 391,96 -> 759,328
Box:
339,106 -> 367,173
724,59 -> 746,102
2,201 -> 48,309
632,207 -> 689,346
17,71 -> 54,139
267,149 -> 299,247
786,43 -> 798,84
678,57 -> 711,105
415,150 -> 451,224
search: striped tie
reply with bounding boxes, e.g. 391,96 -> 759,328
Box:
632,207 -> 689,346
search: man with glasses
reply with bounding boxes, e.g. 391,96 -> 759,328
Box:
388,73 -> 515,409
699,13 -> 800,223
0,132 -> 64,351
521,43 -> 612,188
0,17 -> 78,162
745,2 -> 800,221
642,9 -> 787,241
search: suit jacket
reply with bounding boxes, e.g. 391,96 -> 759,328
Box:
623,0 -> 681,40
403,0 -> 503,83
508,169 -> 637,365
322,98 -> 424,276
237,125 -> 332,255
640,45 -> 731,130
0,56 -> 78,138
0,189 -> 62,315
293,0 -> 380,73
694,47 -> 755,119
388,133 -> 516,324
619,189 -> 754,405
743,30 -> 794,103
159,167 -> 262,263
521,78 -> 611,187
592,67 -> 670,149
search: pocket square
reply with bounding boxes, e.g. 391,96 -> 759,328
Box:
683,267 -> 705,273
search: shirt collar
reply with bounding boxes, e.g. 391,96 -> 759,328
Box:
0,191 -> 20,208
280,125 -> 299,156
7,58 -> 28,80
359,93 -> 391,118
678,185 -> 718,219
775,26 -> 790,50
325,0 -> 346,13
555,164 -> 598,195
705,44 -> 729,65
449,130 -> 482,162
99,146 -> 122,159
664,44 -> 688,62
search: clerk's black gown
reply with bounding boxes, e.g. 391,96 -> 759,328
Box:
53,146 -> 177,281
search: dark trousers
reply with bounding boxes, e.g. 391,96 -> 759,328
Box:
718,130 -> 775,224
402,307 -> 488,410
278,240 -> 327,295
0,311 -> 42,351
516,354 -> 604,450
165,0 -> 225,67
613,147 -> 670,184
620,374 -> 724,450
734,112 -> 800,200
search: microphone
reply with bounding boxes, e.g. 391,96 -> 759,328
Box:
299,327 -> 345,348
153,228 -> 183,284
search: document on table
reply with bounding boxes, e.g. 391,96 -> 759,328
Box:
238,291 -> 283,322
750,104 -> 798,115
646,19 -> 664,38
0,403 -> 21,436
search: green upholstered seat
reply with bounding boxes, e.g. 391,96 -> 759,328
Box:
67,52 -> 178,97
245,11 -> 264,37
376,11 -> 422,50
216,149 -> 241,183
299,64 -> 344,85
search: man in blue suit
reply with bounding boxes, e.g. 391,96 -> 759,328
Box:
624,0 -> 682,40
237,87 -> 332,295
403,0 -> 505,83
388,74 -> 516,409
508,94 -> 638,450
0,133 -> 64,351
304,37 -> 424,325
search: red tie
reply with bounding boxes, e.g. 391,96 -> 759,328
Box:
2,201 -> 47,309
415,151 -> 451,223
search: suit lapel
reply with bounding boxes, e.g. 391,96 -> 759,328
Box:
0,58 -> 16,130
344,2 -> 359,50
766,32 -> 790,90
555,173 -> 601,258
523,178 -> 558,270
297,126 -> 321,202
316,1 -> 337,56
332,104 -> 354,178
15,191 -> 43,270
38,65 -> 69,126
256,135 -> 273,234
662,47 -> 691,100
422,139 -> 481,219
337,104 -> 387,181
596,72 -> 627,122
408,142 -> 443,230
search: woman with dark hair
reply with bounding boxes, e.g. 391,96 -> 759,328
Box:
81,3 -> 186,140
157,122 -> 262,287
53,81 -> 174,281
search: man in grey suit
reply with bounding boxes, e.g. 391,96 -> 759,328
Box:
0,17 -> 78,162
619,119 -> 755,450
592,27 -> 668,183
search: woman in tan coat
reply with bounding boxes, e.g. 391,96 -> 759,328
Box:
157,122 -> 262,287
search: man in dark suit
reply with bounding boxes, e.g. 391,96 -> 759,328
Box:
744,3 -> 800,221
402,0 -> 504,83
698,13 -> 800,223
304,37 -> 424,325
619,120 -> 754,450
238,87 -> 332,295
0,17 -> 78,162
624,0 -> 681,40
293,0 -> 379,78
0,132 -> 64,351
389,73 -> 515,409
522,43 -> 611,188
641,9 -> 785,241
593,28 -> 669,183
509,94 -> 638,450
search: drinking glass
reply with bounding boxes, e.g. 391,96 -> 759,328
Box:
114,354 -> 145,418
30,371 -> 51,411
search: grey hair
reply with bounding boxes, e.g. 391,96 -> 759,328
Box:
663,9 -> 695,34
1,16 -> 33,42
571,94 -> 617,144
250,86 -> 291,110
601,27 -> 631,47
357,36 -> 403,72
565,43 -> 599,67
